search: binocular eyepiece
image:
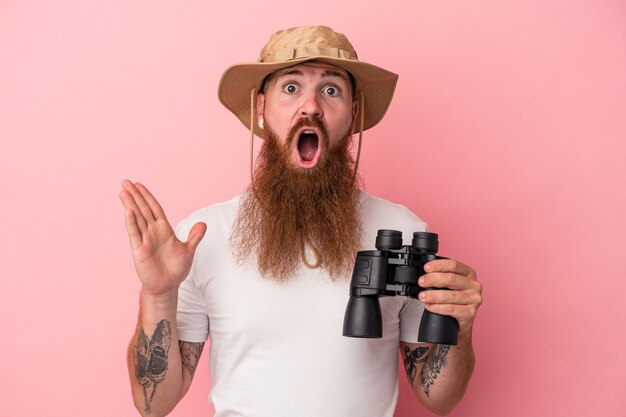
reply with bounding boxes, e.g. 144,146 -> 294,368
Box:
342,229 -> 459,345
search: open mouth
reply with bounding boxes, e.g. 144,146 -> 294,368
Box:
295,129 -> 321,168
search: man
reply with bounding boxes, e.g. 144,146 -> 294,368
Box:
120,26 -> 482,417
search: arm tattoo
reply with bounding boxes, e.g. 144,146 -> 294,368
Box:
420,344 -> 451,397
403,346 -> 429,386
134,320 -> 171,414
179,341 -> 205,378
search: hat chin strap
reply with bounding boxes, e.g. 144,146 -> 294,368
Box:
250,87 -> 257,186
249,88 -> 272,219
352,91 -> 364,187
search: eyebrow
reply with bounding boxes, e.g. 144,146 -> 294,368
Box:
322,69 -> 350,83
274,68 -> 350,84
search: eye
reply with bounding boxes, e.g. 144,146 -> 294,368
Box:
283,83 -> 298,94
324,85 -> 339,96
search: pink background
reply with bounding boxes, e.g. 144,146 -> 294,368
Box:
1,0 -> 625,416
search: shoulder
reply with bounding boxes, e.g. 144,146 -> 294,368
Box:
175,195 -> 241,240
359,191 -> 428,234
361,192 -> 426,228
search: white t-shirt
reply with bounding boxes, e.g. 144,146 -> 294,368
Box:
176,192 -> 427,417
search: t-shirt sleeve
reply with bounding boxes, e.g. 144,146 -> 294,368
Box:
399,297 -> 426,343
175,220 -> 210,343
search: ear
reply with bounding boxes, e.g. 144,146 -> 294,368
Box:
256,93 -> 265,121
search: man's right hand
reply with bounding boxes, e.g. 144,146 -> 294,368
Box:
119,180 -> 207,296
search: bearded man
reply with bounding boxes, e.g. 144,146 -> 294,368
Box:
121,26 -> 482,417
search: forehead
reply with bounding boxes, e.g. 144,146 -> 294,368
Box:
271,61 -> 351,83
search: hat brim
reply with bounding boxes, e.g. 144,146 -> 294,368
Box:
218,56 -> 398,140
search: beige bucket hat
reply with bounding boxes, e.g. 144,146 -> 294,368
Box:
218,25 -> 399,139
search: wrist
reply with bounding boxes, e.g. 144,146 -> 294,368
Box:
456,323 -> 474,346
140,289 -> 178,312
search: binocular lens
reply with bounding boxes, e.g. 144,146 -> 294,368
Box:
375,229 -> 403,250
412,232 -> 439,253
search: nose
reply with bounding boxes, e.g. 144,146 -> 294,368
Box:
299,90 -> 323,119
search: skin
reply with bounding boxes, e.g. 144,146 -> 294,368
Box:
121,61 -> 482,416
400,259 -> 482,415
121,180 -> 206,417
256,61 -> 358,169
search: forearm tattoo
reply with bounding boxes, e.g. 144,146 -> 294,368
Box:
403,346 -> 429,386
420,344 -> 451,397
134,320 -> 171,414
179,341 -> 204,378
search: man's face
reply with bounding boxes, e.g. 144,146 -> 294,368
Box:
257,61 -> 358,170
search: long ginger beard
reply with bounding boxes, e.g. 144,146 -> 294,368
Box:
231,117 -> 362,281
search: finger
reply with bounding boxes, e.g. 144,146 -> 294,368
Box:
419,289 -> 482,306
420,271 -> 478,291
135,182 -> 167,222
121,180 -> 156,224
123,207 -> 143,250
425,258 -> 473,276
185,222 -> 207,253
119,189 -> 148,233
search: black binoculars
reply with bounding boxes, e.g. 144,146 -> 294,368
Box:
342,229 -> 458,345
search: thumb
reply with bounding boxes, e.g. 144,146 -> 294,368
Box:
186,222 -> 207,252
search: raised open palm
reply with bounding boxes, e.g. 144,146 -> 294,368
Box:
119,180 -> 206,296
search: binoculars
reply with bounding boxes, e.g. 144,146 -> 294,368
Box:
342,229 -> 459,345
